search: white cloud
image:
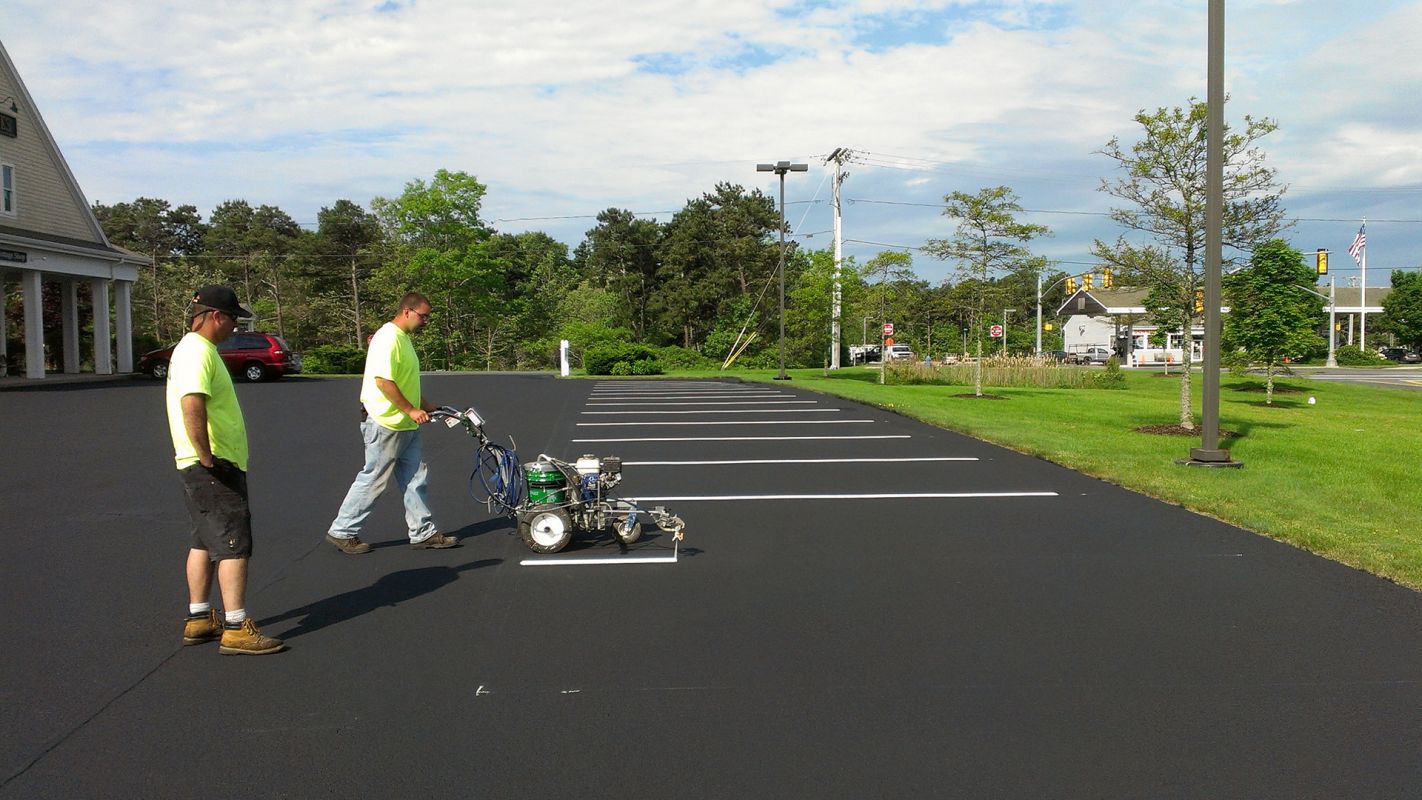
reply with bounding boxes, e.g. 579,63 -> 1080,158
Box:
2,0 -> 1418,275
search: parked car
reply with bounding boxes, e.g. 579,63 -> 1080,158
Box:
1380,347 -> 1421,363
139,332 -> 303,382
1067,346 -> 1113,365
885,344 -> 916,362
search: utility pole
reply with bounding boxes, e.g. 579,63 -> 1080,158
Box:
825,148 -> 851,369
1035,271 -> 1043,354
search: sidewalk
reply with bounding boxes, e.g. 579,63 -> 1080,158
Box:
0,372 -> 142,391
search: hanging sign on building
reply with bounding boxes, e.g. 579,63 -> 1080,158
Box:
0,248 -> 28,263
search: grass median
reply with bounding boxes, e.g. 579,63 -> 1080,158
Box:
661,366 -> 1422,589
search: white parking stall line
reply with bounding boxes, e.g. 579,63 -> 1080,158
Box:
582,408 -> 841,415
587,400 -> 819,407
626,492 -> 1058,501
590,394 -> 792,400
622,457 -> 979,465
573,435 -> 911,442
578,419 -> 873,427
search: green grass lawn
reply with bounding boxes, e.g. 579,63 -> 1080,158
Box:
651,366 -> 1422,589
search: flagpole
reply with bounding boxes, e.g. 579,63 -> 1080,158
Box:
1359,217 -> 1367,352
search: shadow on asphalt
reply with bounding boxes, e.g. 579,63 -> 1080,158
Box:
260,557 -> 502,640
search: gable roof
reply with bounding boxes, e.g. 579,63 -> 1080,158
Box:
1056,287 -> 1151,316
0,39 -> 146,265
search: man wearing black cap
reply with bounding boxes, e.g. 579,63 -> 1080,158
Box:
166,285 -> 284,655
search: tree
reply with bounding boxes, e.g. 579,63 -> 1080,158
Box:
372,169 -> 491,251
1222,240 -> 1324,403
1379,270 -> 1422,353
93,197 -> 206,345
1094,98 -> 1289,428
861,250 -> 917,385
574,209 -> 663,342
204,201 -> 303,339
923,186 -> 1050,396
311,199 -> 383,346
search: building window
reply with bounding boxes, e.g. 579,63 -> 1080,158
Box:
1,163 -> 14,216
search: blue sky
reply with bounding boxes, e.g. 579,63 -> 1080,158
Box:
2,0 -> 1419,287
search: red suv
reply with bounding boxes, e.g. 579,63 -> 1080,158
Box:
139,332 -> 303,382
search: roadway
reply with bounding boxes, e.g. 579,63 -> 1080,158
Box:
2,373 -> 1421,798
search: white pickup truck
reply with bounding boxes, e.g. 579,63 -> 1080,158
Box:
1067,346 -> 1112,365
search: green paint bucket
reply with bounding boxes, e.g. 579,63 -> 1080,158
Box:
524,462 -> 568,505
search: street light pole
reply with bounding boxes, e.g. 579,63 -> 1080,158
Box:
757,160 -> 808,381
1002,309 -> 1014,355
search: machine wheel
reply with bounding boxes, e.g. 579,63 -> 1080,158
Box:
150,361 -> 169,380
243,362 -> 268,382
613,518 -> 642,545
519,505 -> 573,553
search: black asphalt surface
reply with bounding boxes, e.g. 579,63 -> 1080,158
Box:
3,373 -> 1421,799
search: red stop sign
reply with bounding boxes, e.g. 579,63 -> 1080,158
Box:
990,325 -> 1003,338
882,322 -> 894,336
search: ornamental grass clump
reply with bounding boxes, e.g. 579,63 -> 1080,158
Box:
887,354 -> 1109,389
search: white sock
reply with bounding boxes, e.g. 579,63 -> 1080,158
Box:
224,608 -> 247,626
189,602 -> 211,617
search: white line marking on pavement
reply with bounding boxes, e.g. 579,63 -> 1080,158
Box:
576,419 -> 874,427
622,457 -> 979,465
583,408 -> 840,415
626,492 -> 1058,501
588,400 -> 819,406
589,394 -> 791,400
573,435 -> 911,442
521,541 -> 680,567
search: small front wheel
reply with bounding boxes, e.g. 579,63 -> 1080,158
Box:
613,519 -> 642,545
519,505 -> 573,553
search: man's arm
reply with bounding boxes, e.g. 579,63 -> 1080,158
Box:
180,393 -> 215,468
374,377 -> 430,424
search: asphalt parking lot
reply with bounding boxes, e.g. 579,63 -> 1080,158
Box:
3,373 -> 1422,799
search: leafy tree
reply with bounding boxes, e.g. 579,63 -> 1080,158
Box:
860,250 -> 917,385
1094,98 -> 1289,428
93,197 -> 206,345
1379,270 -> 1422,353
923,186 -> 1050,396
204,201 -> 304,339
308,199 -> 383,346
372,169 -> 491,250
655,183 -> 782,349
574,209 -> 663,342
1222,239 -> 1324,403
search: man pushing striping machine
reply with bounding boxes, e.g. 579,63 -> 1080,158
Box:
430,406 -> 686,555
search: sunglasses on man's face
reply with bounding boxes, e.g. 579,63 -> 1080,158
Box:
412,309 -> 432,322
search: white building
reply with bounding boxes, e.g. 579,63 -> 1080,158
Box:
0,39 -> 147,379
1057,285 -> 1390,366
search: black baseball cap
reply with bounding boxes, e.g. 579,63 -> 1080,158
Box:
192,285 -> 253,319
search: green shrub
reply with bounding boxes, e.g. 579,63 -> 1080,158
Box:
1093,356 -> 1126,388
584,342 -> 663,375
657,345 -> 712,370
1336,344 -> 1386,366
303,344 -> 366,375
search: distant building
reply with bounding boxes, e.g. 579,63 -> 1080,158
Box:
1057,285 -> 1390,365
0,39 -> 147,379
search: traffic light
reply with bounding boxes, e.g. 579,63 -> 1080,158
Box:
1083,273 -> 1093,291
1316,249 -> 1328,275
1194,290 -> 1205,314
1044,322 -> 1054,331
1065,276 -> 1076,294
1102,267 -> 1113,289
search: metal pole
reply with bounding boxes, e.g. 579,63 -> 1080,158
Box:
1035,271 -> 1043,354
776,170 -> 788,380
1359,217 -> 1368,352
1326,272 -> 1337,368
831,151 -> 843,369
1188,0 -> 1232,465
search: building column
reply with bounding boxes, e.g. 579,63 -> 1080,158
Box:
0,272 -> 8,377
23,269 -> 44,379
115,280 -> 134,373
91,279 -> 112,375
62,280 -> 81,373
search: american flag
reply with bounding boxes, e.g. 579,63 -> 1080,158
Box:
1348,225 -> 1366,265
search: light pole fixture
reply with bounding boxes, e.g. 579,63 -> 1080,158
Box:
758,160 -> 808,380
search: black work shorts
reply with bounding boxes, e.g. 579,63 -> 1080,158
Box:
180,458 -> 253,560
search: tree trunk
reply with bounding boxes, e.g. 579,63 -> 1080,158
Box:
1178,311 -> 1195,430
975,338 -> 983,397
1266,362 -> 1275,405
350,256 -> 361,347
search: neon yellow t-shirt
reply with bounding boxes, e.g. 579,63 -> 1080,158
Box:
166,332 -> 249,471
361,321 -> 421,431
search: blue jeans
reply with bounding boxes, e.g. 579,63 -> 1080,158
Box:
328,418 -> 438,543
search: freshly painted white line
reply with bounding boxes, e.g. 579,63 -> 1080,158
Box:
622,457 -> 979,465
577,419 -> 874,426
589,394 -> 790,399
521,554 -> 678,566
573,435 -> 911,442
587,400 -> 819,406
626,492 -> 1058,501
583,408 -> 841,415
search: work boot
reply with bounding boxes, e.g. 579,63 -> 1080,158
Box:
219,619 -> 285,656
326,534 -> 371,555
182,609 -> 222,646
411,532 -> 458,550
